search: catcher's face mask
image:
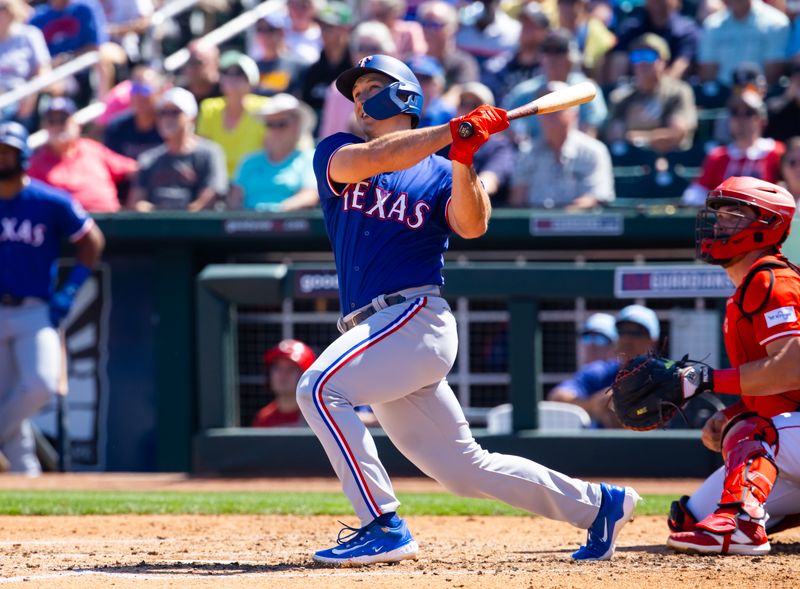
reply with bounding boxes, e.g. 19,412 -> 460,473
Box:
696,197 -> 784,266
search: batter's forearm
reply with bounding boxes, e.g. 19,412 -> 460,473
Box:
449,164 -> 490,238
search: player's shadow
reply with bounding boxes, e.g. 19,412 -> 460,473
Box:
80,560 -> 322,577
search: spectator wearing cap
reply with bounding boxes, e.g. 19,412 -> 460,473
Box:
698,0 -> 789,86
252,11 -> 309,97
28,97 -> 137,212
605,34 -> 697,153
511,81 -> 614,209
682,91 -> 785,205
481,2 -> 550,106
556,0 -> 615,79
230,94 -> 318,212
363,0 -> 427,59
408,55 -> 455,128
180,41 -> 222,105
453,82 -> 516,205
607,0 -> 699,83
318,21 -> 398,139
0,0 -> 50,123
765,63 -> 800,142
455,0 -> 520,63
29,0 -> 122,100
577,312 -> 618,367
548,305 -> 660,429
300,1 -> 353,128
196,50 -> 268,178
103,65 -> 166,161
129,88 -> 227,212
416,1 -> 479,91
504,29 -> 608,141
711,61 -> 768,144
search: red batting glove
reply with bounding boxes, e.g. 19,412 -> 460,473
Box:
448,105 -> 509,166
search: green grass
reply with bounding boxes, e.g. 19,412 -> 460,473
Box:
0,491 -> 674,517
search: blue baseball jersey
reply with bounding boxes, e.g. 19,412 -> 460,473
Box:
0,180 -> 93,299
313,133 -> 453,313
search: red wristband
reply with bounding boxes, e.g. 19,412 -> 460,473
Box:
714,368 -> 742,395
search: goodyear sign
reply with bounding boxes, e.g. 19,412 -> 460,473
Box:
615,265 -> 735,298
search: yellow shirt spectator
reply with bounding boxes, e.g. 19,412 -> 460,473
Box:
196,94 -> 269,177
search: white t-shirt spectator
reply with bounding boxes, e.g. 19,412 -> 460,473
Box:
0,23 -> 50,93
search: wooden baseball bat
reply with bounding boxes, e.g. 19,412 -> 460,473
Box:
457,81 -> 597,139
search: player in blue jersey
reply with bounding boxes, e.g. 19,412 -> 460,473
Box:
297,54 -> 640,566
0,121 -> 105,475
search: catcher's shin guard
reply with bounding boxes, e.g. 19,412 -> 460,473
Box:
668,495 -> 698,532
699,413 -> 778,534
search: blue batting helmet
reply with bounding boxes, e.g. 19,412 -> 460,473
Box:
0,121 -> 31,170
335,55 -> 424,128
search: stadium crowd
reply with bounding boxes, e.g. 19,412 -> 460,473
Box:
3,0 -> 800,212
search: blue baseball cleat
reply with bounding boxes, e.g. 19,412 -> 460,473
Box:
572,484 -> 641,561
313,517 -> 419,566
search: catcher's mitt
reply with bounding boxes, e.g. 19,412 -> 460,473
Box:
611,354 -> 712,431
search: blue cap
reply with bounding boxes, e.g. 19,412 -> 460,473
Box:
580,313 -> 617,343
407,55 -> 444,80
616,305 -> 660,340
40,96 -> 77,116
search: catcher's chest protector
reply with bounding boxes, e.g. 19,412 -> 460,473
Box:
724,255 -> 800,416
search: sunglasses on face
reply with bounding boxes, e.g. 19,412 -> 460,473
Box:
541,47 -> 568,56
222,69 -> 249,79
265,118 -> 293,129
581,333 -> 612,346
617,326 -> 650,338
256,26 -> 282,34
43,113 -> 69,125
356,44 -> 382,54
157,109 -> 183,118
629,49 -> 659,65
131,82 -> 155,97
420,19 -> 446,30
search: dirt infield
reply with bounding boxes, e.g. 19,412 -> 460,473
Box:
1,475 -> 799,588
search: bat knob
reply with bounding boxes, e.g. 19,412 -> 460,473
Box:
457,121 -> 474,139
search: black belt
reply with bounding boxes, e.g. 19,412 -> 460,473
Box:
340,294 -> 407,332
0,294 -> 25,307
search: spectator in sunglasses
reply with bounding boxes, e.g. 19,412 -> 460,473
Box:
129,88 -> 227,212
180,41 -> 222,105
300,1 -> 354,128
481,2 -> 549,106
682,91 -> 785,205
196,50 -> 268,177
503,29 -> 607,141
416,1 -> 478,91
318,20 -> 397,138
103,66 -> 166,160
28,96 -> 137,212
251,11 -> 309,97
605,34 -> 696,152
549,306 -> 660,428
230,93 -> 318,212
779,136 -> 800,204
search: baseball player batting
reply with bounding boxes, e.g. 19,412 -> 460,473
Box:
299,54 -> 640,566
651,177 -> 800,554
0,121 -> 104,475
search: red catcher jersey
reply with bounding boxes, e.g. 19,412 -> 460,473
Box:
695,138 -> 785,190
724,254 -> 800,416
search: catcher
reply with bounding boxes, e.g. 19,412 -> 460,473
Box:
612,176 -> 800,555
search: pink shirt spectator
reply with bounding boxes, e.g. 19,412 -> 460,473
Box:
28,138 -> 137,212
319,82 -> 356,138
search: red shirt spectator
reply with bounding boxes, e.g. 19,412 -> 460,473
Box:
251,401 -> 305,427
28,97 -> 136,212
29,137 -> 136,212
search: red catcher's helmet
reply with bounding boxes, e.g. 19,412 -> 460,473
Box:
263,339 -> 316,372
696,176 -> 796,266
